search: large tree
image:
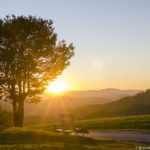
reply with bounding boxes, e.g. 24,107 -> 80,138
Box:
0,15 -> 75,127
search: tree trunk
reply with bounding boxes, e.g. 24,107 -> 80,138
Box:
18,100 -> 24,127
13,100 -> 24,127
13,101 -> 18,127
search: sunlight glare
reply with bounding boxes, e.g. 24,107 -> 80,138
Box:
45,79 -> 66,93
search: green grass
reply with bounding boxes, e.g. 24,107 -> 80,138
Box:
75,114 -> 150,131
0,115 -> 149,149
26,114 -> 150,132
0,127 -> 142,150
0,143 -> 140,150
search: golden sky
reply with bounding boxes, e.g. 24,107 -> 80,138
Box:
2,0 -> 150,91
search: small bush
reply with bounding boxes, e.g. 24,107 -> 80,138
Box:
0,105 -> 13,126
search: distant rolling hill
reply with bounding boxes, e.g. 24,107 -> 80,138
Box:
0,88 -> 143,125
24,88 -> 141,116
23,89 -> 142,125
85,90 -> 150,119
24,96 -> 108,116
43,88 -> 141,98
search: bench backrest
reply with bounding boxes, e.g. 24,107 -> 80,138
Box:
60,114 -> 75,130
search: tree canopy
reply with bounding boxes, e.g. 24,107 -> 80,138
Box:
0,15 -> 75,126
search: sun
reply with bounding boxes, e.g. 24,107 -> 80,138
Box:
45,79 -> 66,93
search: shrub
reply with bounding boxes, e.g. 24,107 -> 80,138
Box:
0,105 -> 13,126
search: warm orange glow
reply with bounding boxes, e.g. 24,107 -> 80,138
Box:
45,79 -> 66,93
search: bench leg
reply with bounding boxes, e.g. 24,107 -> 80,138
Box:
75,132 -> 79,136
62,128 -> 64,134
70,129 -> 72,135
53,125 -> 56,132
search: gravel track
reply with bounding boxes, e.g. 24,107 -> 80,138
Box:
83,131 -> 150,145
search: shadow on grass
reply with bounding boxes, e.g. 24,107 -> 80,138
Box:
0,128 -> 101,146
0,136 -> 101,146
0,126 -> 10,132
0,127 -> 142,150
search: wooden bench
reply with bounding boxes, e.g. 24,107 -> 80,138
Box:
54,113 -> 89,136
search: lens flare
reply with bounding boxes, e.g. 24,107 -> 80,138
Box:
45,79 -> 66,93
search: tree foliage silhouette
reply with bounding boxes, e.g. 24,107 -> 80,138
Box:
0,15 -> 75,127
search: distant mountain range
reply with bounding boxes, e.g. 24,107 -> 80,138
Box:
43,88 -> 142,98
0,88 -> 142,117
24,89 -> 150,126
0,88 -> 144,125
24,88 -> 142,116
22,88 -> 145,125
85,89 -> 150,119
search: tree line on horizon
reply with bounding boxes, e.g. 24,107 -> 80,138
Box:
85,89 -> 150,119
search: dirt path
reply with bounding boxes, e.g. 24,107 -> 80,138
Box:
83,131 -> 150,145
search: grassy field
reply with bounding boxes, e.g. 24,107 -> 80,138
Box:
76,114 -> 150,131
0,127 -> 143,150
0,115 -> 149,150
26,114 -> 150,132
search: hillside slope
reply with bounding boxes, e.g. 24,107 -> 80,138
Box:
1,88 -> 141,117
24,89 -> 147,125
85,89 -> 150,119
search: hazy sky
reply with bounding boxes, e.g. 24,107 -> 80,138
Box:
1,0 -> 150,90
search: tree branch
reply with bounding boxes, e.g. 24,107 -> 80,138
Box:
0,85 -> 9,92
